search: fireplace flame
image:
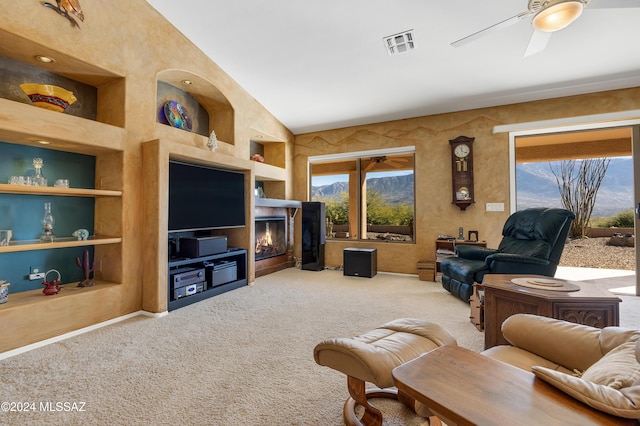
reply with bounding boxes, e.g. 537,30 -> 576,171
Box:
256,222 -> 274,254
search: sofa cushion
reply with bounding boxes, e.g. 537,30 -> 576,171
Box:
531,340 -> 640,419
581,341 -> 640,389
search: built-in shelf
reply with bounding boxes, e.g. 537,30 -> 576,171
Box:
254,161 -> 287,181
0,98 -> 125,152
0,281 -> 119,310
0,183 -> 121,197
0,237 -> 122,253
255,198 -> 301,209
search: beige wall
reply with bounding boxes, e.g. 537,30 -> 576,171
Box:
294,88 -> 640,274
0,0 -> 293,350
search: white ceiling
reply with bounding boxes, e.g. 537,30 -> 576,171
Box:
146,0 -> 640,135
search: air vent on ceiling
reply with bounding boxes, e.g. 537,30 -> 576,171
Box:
383,30 -> 415,55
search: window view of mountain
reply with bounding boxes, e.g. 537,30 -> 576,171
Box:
312,174 -> 414,205
517,157 -> 633,217
311,157 -> 632,219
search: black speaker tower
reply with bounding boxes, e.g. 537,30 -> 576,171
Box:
301,201 -> 325,271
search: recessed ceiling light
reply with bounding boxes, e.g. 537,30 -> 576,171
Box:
37,140 -> 51,145
383,30 -> 415,55
181,79 -> 193,85
35,55 -> 55,64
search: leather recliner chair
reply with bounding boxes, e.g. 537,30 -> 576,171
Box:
440,207 -> 575,303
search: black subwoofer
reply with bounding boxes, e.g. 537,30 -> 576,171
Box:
343,248 -> 377,278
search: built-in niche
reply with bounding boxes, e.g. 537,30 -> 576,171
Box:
156,81 -> 209,136
250,138 -> 286,168
0,141 -> 98,292
1,56 -> 98,121
156,70 -> 235,144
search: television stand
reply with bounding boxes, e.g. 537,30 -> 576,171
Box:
167,249 -> 248,311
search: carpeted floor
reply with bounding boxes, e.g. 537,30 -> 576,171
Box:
0,268 -> 638,425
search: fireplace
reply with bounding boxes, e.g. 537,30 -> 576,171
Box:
255,216 -> 287,261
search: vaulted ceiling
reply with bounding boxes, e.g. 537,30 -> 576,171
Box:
146,1 -> 640,134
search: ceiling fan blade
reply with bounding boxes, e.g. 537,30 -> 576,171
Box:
588,0 -> 640,9
451,11 -> 531,48
385,160 -> 404,168
524,30 -> 552,57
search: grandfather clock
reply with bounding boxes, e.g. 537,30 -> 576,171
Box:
449,136 -> 475,210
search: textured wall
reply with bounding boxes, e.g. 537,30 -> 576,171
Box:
294,88 -> 640,274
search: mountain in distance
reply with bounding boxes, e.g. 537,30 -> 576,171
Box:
517,157 -> 633,217
312,174 -> 414,205
312,157 -> 633,218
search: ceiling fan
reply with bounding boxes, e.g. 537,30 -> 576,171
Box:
363,156 -> 410,172
451,0 -> 640,57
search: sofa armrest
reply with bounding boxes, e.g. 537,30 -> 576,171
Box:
499,314 -> 605,372
455,245 -> 498,261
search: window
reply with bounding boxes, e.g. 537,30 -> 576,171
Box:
310,147 -> 415,242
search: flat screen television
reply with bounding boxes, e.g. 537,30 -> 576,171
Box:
168,160 -> 246,232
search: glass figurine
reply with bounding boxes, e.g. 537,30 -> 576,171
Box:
40,202 -> 55,242
32,157 -> 47,186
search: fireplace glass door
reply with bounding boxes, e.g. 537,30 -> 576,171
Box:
255,216 -> 287,260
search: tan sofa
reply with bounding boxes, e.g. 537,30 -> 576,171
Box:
481,314 -> 640,419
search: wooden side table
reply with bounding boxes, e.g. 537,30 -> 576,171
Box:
469,283 -> 484,331
483,274 -> 621,349
392,345 -> 635,426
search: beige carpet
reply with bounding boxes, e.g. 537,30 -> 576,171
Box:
1,268 -> 638,425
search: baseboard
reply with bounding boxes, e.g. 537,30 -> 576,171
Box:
0,310 -> 165,361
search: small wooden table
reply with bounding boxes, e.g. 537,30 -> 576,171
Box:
482,274 -> 621,349
392,345 -> 635,426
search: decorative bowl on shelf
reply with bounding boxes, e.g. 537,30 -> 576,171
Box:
163,100 -> 192,131
19,83 -> 77,113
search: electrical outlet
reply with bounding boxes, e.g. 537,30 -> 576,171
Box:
28,266 -> 45,280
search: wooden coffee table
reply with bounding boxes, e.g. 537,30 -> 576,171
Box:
482,274 -> 621,349
392,345 -> 635,426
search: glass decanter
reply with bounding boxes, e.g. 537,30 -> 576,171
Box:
32,157 -> 47,187
40,202 -> 55,242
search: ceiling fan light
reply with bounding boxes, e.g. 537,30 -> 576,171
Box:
532,1 -> 584,32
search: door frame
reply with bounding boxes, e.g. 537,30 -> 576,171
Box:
493,110 -> 640,295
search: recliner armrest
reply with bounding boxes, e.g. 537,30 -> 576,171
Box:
485,252 -> 549,265
455,245 -> 498,260
499,314 -> 605,372
485,253 -> 551,275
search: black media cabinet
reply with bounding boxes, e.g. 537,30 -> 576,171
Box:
167,248 -> 248,311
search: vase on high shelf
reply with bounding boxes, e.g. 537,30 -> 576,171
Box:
32,157 -> 47,187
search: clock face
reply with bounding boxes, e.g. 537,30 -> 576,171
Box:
454,144 -> 470,158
